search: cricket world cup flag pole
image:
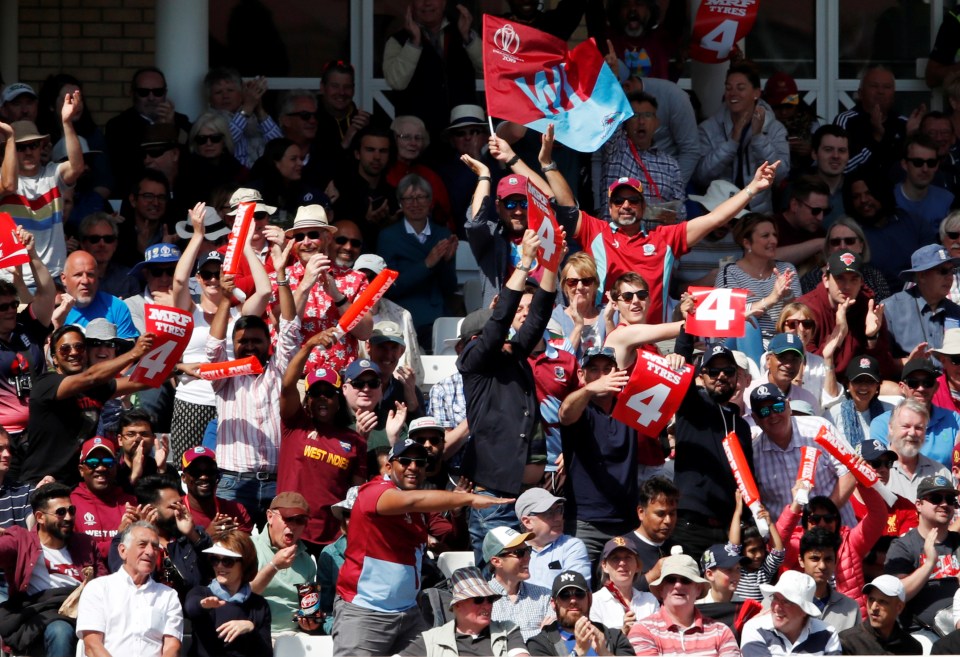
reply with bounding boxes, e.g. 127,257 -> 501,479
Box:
482,15 -> 633,153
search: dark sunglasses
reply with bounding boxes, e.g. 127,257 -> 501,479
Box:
57,342 -> 86,356
16,142 -> 42,153
828,237 -> 858,247
564,276 -> 597,288
615,290 -> 649,302
453,128 -> 484,138
947,355 -> 960,366
414,433 -> 445,445
808,513 -> 837,524
661,575 -> 694,586
292,231 -> 324,242
0,301 -> 17,313
869,459 -> 895,470
499,547 -> 530,559
193,134 -> 224,145
501,199 -> 528,210
933,266 -> 956,276
800,200 -> 831,216
285,111 -> 317,121
146,266 -> 175,278
208,556 -> 239,568
557,589 -> 587,601
307,385 -> 340,399
82,234 -> 117,244
44,505 -> 76,518
198,268 -> 222,281
947,231 -> 960,240
783,319 -> 816,330
348,378 -> 381,390
906,157 -> 939,168
87,339 -> 116,350
334,236 -> 363,248
186,467 -> 222,480
610,195 -> 643,207
903,377 -> 937,389
396,457 -> 427,468
756,401 -> 786,418
135,87 -> 166,98
82,456 -> 116,469
923,493 -> 960,507
704,366 -> 737,378
471,595 -> 499,605
144,146 -> 176,159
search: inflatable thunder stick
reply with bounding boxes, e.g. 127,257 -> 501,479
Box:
795,446 -> 819,505
332,269 -> 399,339
722,432 -> 769,538
813,425 -> 879,487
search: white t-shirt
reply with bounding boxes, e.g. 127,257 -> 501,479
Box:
27,544 -> 81,595
590,585 -> 659,629
173,303 -> 237,406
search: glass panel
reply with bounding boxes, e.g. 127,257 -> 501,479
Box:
743,0 -> 817,79
837,0 -> 931,81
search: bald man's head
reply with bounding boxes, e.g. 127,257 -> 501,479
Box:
62,250 -> 99,306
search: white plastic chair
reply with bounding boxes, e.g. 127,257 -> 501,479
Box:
432,317 -> 464,357
437,551 -> 475,580
420,355 -> 459,391
455,242 -> 480,284
462,279 -> 483,314
273,633 -> 333,657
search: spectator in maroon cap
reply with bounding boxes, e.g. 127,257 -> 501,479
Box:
763,71 -> 820,172
71,436 -> 137,559
180,446 -> 253,537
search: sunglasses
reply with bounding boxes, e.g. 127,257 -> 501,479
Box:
903,377 -> 937,389
396,457 -> 427,468
947,231 -> 960,240
471,595 -> 499,605
144,146 -> 176,159
87,339 -> 116,350
307,385 -> 340,399
285,111 -> 317,121
453,128 -> 484,138
808,513 -> 837,524
57,342 -> 86,357
82,456 -> 116,469
334,236 -> 363,248
615,290 -> 649,302
933,266 -> 956,276
564,276 -> 597,288
44,505 -> 76,518
292,231 -> 324,242
82,234 -> 117,244
828,236 -> 858,247
704,366 -> 737,378
906,157 -> 939,168
193,134 -> 224,145
557,589 -> 587,602
414,433 -> 445,445
136,192 -> 168,202
16,142 -> 42,153
499,547 -> 530,559
135,87 -> 166,98
501,198 -> 528,210
800,200 -> 831,216
208,555 -> 239,568
198,268 -> 222,281
783,319 -> 816,330
348,378 -> 381,390
610,195 -> 643,206
279,514 -> 309,526
756,401 -> 786,418
869,459 -> 895,470
0,301 -> 17,313
186,468 -> 222,480
947,355 -> 960,366
661,575 -> 694,586
146,266 -> 175,278
924,493 -> 960,507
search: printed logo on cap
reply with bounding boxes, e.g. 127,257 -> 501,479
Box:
359,359 -> 370,367
859,357 -> 871,368
935,475 -> 950,486
559,572 -> 576,583
785,334 -> 796,344
508,176 -> 519,185
613,536 -> 627,547
160,245 -> 172,257
839,253 -> 855,266
755,386 -> 770,398
940,249 -> 948,261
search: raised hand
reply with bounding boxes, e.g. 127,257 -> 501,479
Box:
460,153 -> 490,178
538,123 -> 556,168
750,160 -> 781,193
405,4 -> 421,46
61,90 -> 83,124
456,3 -> 473,42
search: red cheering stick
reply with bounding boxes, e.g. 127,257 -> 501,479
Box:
197,356 -> 264,381
722,432 -> 769,538
222,202 -> 254,275
795,446 -> 820,505
605,581 -> 631,612
332,268 -> 399,340
813,425 -> 879,487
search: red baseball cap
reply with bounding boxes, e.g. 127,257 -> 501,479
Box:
497,174 -> 528,199
608,177 -> 643,196
182,446 -> 217,470
80,436 -> 116,461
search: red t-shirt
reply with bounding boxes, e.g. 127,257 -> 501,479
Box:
850,491 -> 918,538
577,213 -> 688,324
278,408 -> 367,546
71,483 -> 137,559
182,495 -> 254,534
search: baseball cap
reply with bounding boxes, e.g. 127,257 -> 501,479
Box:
768,333 -> 805,357
515,487 -> 565,519
763,72 -> 800,106
901,358 -> 939,381
579,345 -> 617,368
370,321 -> 404,346
2,83 -> 36,105
701,543 -> 751,571
701,344 -> 734,369
196,250 -> 224,270
354,254 -> 386,275
270,491 -> 310,514
344,358 -> 381,382
862,574 -> 906,602
845,355 -> 880,382
408,416 -> 444,436
80,436 -> 116,461
129,243 -> 183,278
182,446 -> 217,470
750,382 -> 787,406
858,439 -> 897,463
551,570 -> 590,598
388,438 -> 428,461
789,400 -> 815,417
497,175 -> 527,199
826,250 -> 863,277
460,309 -> 493,342
481,526 -> 533,563
608,176 -> 643,197
917,475 -> 955,499
601,536 -> 640,562
305,368 -> 342,392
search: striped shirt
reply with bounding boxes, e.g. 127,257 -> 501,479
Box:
741,612 -> 841,656
488,578 -> 553,641
206,317 -> 301,472
228,111 -> 282,168
735,547 -> 786,601
0,480 -> 32,529
600,132 -> 687,221
714,261 -> 801,336
628,607 -> 741,657
0,162 -> 68,278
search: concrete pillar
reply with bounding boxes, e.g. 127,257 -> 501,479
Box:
688,0 -> 729,120
155,0 -> 209,121
0,0 -> 18,86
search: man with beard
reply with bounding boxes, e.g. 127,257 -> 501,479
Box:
179,446 -> 252,535
0,482 -> 107,657
109,475 -> 212,600
332,439 -> 512,656
874,399 -> 951,502
330,219 -> 364,268
871,360 -> 960,471
526,570 -> 635,656
61,250 -> 138,340
665,344 -> 756,557
71,436 -> 136,559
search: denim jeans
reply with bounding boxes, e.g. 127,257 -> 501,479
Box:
467,487 -> 519,567
44,619 -> 76,657
216,475 -> 276,530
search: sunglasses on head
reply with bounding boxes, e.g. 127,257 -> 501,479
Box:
396,457 -> 426,468
44,505 -> 76,518
610,195 -> 643,207
82,456 -> 116,469
57,342 -> 86,357
906,157 -> 939,168
499,547 -> 530,559
146,266 -> 175,278
334,236 -> 362,248
348,378 -> 381,390
808,513 -> 837,524
82,234 -> 117,244
615,290 -> 649,302
135,87 -> 166,98
783,319 -> 816,330
564,276 -> 597,288
756,401 -> 786,418
87,339 -> 116,350
923,493 -> 960,507
471,595 -> 499,605
198,268 -> 222,281
704,366 -> 737,378
904,377 -> 937,389
292,231 -> 324,242
0,301 -> 17,313
829,236 -> 858,247
208,555 -> 239,568
501,198 -> 528,210
285,111 -> 316,121
307,385 -> 340,399
193,134 -> 224,145
557,589 -> 587,602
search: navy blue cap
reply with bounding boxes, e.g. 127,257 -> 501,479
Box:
344,358 -> 381,382
768,333 -> 805,357
750,382 -> 787,406
129,243 -> 181,278
388,438 -> 428,461
701,344 -> 735,369
580,346 -> 617,367
701,543 -> 751,571
857,439 -> 897,463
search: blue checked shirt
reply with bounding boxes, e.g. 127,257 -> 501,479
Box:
601,130 -> 687,222
488,578 -> 553,641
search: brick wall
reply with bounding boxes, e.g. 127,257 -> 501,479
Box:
17,0 -> 156,127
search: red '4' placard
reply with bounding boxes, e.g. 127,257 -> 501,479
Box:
686,287 -> 748,338
689,0 -> 760,63
0,213 -> 30,270
129,305 -> 193,388
526,182 -> 563,273
612,351 -> 693,438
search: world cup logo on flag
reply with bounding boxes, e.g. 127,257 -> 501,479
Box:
494,24 -> 521,55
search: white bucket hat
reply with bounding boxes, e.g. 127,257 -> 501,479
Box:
760,570 -> 821,617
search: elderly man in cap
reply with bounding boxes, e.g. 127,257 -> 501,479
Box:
70,436 -> 136,559
1,91 -> 84,281
180,445 -> 253,535
516,487 -> 591,590
482,526 -> 552,641
871,360 -> 960,470
333,438 -> 512,656
339,357 -> 399,452
250,491 -> 320,635
528,570 -> 634,656
401,566 -> 530,656
885,244 -> 960,359
872,399 -> 952,501
745,333 -> 822,415
740,570 -> 841,655
839,574 -> 922,655
885,475 -> 960,633
629,553 -> 739,656
750,383 -> 858,526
